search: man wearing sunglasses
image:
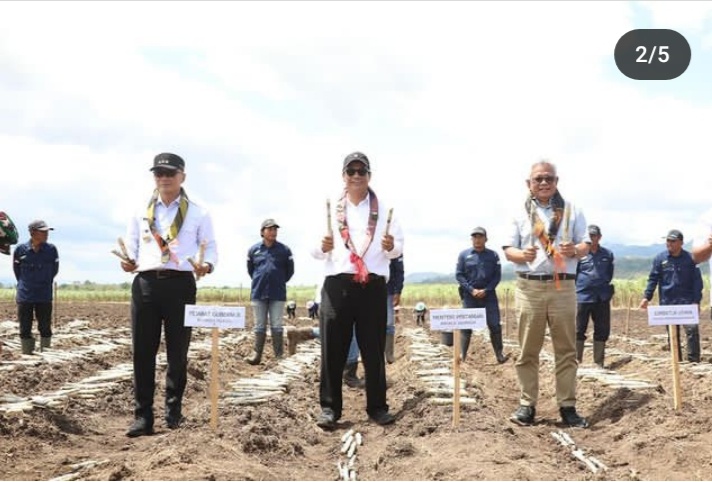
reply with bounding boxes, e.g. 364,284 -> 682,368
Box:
120,152 -> 218,438
311,151 -> 404,429
503,160 -> 591,428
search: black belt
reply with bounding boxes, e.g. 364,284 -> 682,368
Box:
333,273 -> 385,283
140,270 -> 194,280
518,273 -> 576,281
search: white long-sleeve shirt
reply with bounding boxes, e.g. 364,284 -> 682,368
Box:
311,191 -> 403,282
124,194 -> 218,272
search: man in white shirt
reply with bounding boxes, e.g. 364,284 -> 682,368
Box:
311,151 -> 404,429
119,152 -> 217,437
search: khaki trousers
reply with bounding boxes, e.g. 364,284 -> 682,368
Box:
514,278 -> 577,407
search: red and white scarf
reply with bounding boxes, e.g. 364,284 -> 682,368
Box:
336,188 -> 379,284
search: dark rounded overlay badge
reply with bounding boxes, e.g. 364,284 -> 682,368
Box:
615,29 -> 691,80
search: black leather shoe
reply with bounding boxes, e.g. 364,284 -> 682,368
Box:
316,408 -> 336,430
166,414 -> 184,429
126,418 -> 154,438
496,352 -> 509,364
510,405 -> 535,426
560,406 -> 589,428
369,410 -> 395,426
165,405 -> 183,429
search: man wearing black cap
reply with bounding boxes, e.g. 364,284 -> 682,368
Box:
311,151 -> 403,429
640,229 -> 703,362
120,152 -> 218,437
245,218 -> 295,365
503,160 -> 591,428
575,225 -> 615,367
455,226 -> 507,363
13,219 -> 59,355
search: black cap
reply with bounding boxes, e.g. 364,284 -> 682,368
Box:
28,219 -> 53,232
588,225 -> 601,236
150,153 -> 185,171
342,151 -> 371,172
261,218 -> 280,231
664,229 -> 683,241
470,226 -> 487,236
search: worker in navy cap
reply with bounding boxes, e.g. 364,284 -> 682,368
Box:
13,219 -> 59,355
575,224 -> 615,367
640,229 -> 703,363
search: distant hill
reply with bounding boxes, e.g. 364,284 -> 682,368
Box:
405,242 -> 709,284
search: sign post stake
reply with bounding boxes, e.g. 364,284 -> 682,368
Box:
669,325 -> 682,411
452,329 -> 461,428
184,305 -> 246,431
647,305 -> 697,410
210,327 -> 220,430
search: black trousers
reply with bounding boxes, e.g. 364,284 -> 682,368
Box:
18,302 -> 52,339
130,272 -> 196,421
575,300 -> 611,342
319,273 -> 388,418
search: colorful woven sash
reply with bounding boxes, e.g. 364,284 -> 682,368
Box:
336,188 -> 379,284
145,188 -> 189,264
525,192 -> 567,289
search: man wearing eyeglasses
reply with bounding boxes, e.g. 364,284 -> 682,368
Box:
119,152 -> 218,437
503,160 -> 591,428
311,151 -> 404,429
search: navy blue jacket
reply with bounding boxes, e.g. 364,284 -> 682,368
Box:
387,255 -> 404,296
247,241 -> 294,301
13,241 -> 59,303
456,247 -> 501,304
576,246 -> 615,302
643,249 -> 703,305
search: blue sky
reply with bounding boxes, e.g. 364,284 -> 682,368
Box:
1,1 -> 712,288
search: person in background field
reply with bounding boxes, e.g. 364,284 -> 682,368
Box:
286,300 -> 297,320
13,220 -> 59,355
575,224 -> 615,368
640,229 -> 703,363
692,210 -> 712,323
456,226 -> 506,363
307,300 -> 319,319
246,218 -> 295,365
503,160 -> 590,428
385,255 -> 404,364
414,301 -> 427,326
311,151 -> 403,429
120,152 -> 217,437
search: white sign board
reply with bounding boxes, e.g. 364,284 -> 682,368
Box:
647,304 -> 699,326
429,308 -> 487,331
184,305 -> 246,329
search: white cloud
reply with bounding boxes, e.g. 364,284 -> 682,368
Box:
1,1 -> 710,288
